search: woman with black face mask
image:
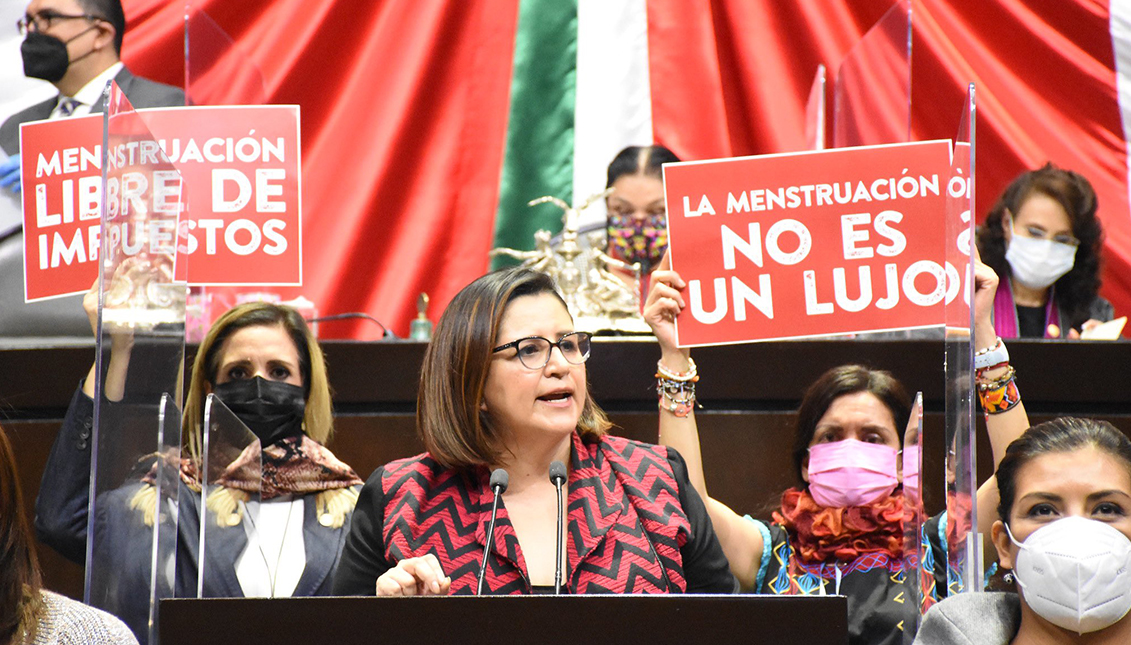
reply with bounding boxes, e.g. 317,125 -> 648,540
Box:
34,290 -> 362,642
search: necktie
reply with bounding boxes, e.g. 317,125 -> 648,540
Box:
57,97 -> 80,117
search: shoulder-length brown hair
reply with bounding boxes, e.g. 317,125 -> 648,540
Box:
418,268 -> 611,470
183,302 -> 333,460
0,424 -> 44,644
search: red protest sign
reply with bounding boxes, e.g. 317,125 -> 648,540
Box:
139,106 -> 302,286
20,115 -> 102,302
19,105 -> 302,302
664,140 -> 959,346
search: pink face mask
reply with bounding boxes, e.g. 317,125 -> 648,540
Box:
807,439 -> 899,508
901,444 -> 920,502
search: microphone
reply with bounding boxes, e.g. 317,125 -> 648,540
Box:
549,460 -> 567,595
477,468 -> 509,595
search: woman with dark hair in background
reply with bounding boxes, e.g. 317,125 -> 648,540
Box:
333,266 -> 734,596
978,163 -> 1113,338
642,251 -> 1030,645
914,417 -> 1131,644
0,422 -> 137,645
604,145 -> 681,283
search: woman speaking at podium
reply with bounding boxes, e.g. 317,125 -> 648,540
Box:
333,267 -> 735,595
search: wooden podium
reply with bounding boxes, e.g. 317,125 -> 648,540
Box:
159,594 -> 848,644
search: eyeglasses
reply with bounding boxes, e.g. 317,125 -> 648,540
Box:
17,10 -> 102,35
492,332 -> 592,370
1017,224 -> 1079,248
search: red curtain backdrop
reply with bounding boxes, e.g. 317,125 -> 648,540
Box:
122,0 -> 521,338
648,0 -> 1130,325
117,0 -> 1130,336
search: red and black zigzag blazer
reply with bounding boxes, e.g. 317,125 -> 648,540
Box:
332,432 -> 735,595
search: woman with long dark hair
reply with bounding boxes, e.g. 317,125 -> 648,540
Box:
978,163 -> 1113,338
0,422 -> 136,644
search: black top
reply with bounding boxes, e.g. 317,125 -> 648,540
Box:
1015,305 -> 1046,338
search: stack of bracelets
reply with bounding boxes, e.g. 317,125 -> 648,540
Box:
656,358 -> 700,418
974,337 -> 1020,417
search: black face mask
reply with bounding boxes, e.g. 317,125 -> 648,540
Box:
212,376 -> 306,447
21,27 -> 97,83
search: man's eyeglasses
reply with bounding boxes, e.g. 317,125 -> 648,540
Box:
17,10 -> 102,35
492,332 -> 592,370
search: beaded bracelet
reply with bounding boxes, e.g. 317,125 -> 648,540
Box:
976,365 -> 1016,392
656,359 -> 700,417
976,362 -> 1019,415
657,358 -> 697,382
975,361 -> 1010,377
978,375 -> 1021,416
975,337 -> 1010,372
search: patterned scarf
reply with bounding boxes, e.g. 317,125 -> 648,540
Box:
773,487 -> 906,564
206,435 -> 362,499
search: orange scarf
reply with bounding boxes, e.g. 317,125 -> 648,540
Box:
773,487 -> 906,563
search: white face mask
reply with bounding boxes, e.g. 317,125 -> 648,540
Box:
1005,229 -> 1077,290
1007,516 -> 1131,634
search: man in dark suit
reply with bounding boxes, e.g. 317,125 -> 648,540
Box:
0,0 -> 184,337
1,0 -> 184,155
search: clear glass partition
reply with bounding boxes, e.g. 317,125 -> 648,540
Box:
197,394 -> 261,596
182,5 -> 269,335
184,5 -> 268,106
944,85 -> 978,595
902,392 -> 925,642
804,64 -> 826,151
86,81 -> 187,645
833,0 -> 911,148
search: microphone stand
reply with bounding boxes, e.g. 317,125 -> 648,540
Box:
549,460 -> 567,595
477,468 -> 509,595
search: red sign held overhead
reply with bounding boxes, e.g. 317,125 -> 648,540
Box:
663,140 -> 962,346
20,104 -> 302,302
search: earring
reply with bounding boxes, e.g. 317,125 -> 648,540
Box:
1002,571 -> 1014,585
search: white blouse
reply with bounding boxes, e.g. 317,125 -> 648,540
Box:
234,495 -> 307,597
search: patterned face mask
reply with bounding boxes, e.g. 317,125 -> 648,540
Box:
606,210 -> 667,274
